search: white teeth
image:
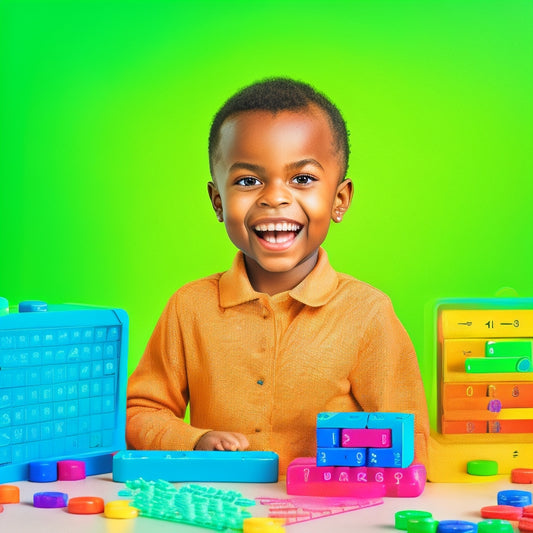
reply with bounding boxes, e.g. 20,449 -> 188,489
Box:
254,222 -> 301,232
264,233 -> 292,244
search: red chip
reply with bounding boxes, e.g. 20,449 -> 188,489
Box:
481,504 -> 523,520
513,469 -> 533,484
519,517 -> 533,531
524,505 -> 533,518
67,496 -> 105,515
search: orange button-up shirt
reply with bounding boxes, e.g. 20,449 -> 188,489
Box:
126,248 -> 429,473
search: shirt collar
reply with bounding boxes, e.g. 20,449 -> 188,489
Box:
219,248 -> 339,308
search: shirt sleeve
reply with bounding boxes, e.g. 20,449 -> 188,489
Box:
349,295 -> 430,466
126,293 -> 211,450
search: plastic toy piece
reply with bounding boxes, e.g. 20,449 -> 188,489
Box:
367,413 -> 414,468
112,450 -> 279,483
243,518 -> 285,532
0,504 -> 3,513
286,457 -> 426,498
395,510 -> 433,530
477,520 -> 514,533
58,460 -> 86,480
316,412 -> 369,429
67,496 -> 104,514
436,520 -> 476,532
29,461 -> 58,482
341,428 -> 392,448
513,469 -> 533,484
406,516 -> 438,532
467,460 -> 498,476
519,517 -> 533,531
19,300 -> 48,313
0,304 -> 128,484
125,479 -> 255,530
317,447 -> 366,467
104,500 -> 138,519
316,428 -> 340,447
0,297 -> 8,316
525,505 -> 533,518
33,491 -> 68,508
481,505 -> 523,520
465,356 -> 531,373
0,484 -> 20,503
486,341 -> 533,358
257,496 -> 382,525
498,490 -> 532,507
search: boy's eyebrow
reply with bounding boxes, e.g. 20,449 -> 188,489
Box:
229,158 -> 324,174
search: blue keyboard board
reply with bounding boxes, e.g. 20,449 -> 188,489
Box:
0,304 -> 128,482
113,450 -> 279,483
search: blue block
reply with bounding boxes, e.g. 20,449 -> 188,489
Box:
367,412 -> 414,468
112,450 -> 279,483
316,428 -> 341,448
317,447 -> 367,467
317,412 -> 368,429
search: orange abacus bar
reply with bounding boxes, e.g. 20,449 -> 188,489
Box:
442,419 -> 533,434
443,383 -> 533,405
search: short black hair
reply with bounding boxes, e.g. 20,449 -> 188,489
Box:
208,77 -> 350,178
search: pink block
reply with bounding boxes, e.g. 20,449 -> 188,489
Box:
286,458 -> 426,498
341,428 -> 392,448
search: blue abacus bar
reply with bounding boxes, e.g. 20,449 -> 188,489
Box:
112,450 -> 279,483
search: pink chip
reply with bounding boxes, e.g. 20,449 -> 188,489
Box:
57,460 -> 86,481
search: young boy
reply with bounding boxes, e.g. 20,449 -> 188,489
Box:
126,78 -> 429,472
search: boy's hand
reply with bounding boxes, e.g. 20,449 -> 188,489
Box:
194,431 -> 250,451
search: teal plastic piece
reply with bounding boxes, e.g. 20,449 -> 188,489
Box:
112,450 -> 279,483
0,298 -> 8,317
0,303 -> 128,483
465,356 -> 531,373
317,412 -> 369,429
367,412 -> 414,468
486,340 -> 533,358
125,479 -> 255,530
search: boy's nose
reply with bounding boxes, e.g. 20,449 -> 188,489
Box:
257,181 -> 292,208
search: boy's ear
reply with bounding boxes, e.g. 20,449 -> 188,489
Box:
332,178 -> 353,223
207,181 -> 224,222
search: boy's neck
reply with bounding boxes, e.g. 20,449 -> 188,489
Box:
243,251 -> 319,296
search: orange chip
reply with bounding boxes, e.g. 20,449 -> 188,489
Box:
0,485 -> 20,504
67,496 -> 105,514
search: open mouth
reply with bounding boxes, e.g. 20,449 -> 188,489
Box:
253,222 -> 303,244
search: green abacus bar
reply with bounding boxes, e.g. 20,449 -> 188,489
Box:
486,340 -> 533,358
465,356 -> 531,373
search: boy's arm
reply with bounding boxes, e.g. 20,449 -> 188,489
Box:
350,297 -> 430,465
126,295 -> 210,450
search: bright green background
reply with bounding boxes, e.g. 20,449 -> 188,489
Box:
1,0 -> 532,428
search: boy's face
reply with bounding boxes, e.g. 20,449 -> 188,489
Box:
208,105 -> 352,289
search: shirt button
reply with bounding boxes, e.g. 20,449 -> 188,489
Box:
256,379 -> 264,386
255,428 -> 261,433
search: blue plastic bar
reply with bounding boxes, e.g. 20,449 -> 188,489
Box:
112,450 -> 279,483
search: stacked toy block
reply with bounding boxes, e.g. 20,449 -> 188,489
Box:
286,412 -> 426,498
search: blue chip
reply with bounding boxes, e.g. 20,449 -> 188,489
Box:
497,489 -> 532,507
19,300 -> 48,313
437,520 -> 477,532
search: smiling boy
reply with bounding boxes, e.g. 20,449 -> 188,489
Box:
126,78 -> 429,472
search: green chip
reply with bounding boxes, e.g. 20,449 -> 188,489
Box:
395,510 -> 433,530
467,459 -> 498,476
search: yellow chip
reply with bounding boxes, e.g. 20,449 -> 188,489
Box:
104,500 -> 138,519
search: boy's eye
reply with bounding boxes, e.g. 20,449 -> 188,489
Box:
236,177 -> 261,187
291,174 -> 316,185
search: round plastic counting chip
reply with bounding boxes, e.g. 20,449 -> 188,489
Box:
395,510 -> 434,530
477,519 -> 514,533
57,460 -> 86,481
33,492 -> 68,508
498,490 -> 532,507
513,469 -> 533,485
67,496 -> 104,514
467,460 -> 498,476
437,520 -> 476,532
104,500 -> 139,519
0,485 -> 20,504
481,505 -> 524,520
519,517 -> 533,532
243,517 -> 286,532
29,461 -> 58,482
407,517 -> 439,533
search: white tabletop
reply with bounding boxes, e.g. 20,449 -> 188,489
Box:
0,473 -> 526,532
